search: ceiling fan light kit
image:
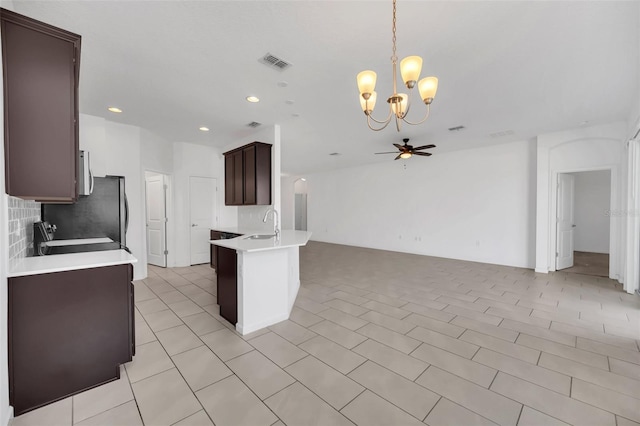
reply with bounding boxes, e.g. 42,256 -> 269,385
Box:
375,138 -> 436,160
357,0 -> 439,132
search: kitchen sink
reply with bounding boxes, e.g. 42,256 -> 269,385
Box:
243,234 -> 276,240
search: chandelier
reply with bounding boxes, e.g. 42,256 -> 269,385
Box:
356,0 -> 438,132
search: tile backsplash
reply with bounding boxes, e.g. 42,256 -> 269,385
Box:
238,205 -> 274,232
8,196 -> 40,259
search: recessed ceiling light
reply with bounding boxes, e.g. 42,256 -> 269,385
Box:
199,127 -> 210,132
300,178 -> 307,181
246,96 -> 260,103
108,107 -> 122,113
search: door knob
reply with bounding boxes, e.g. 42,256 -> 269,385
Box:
572,224 -> 576,228
191,224 -> 197,227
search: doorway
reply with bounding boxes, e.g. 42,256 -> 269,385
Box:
294,178 -> 308,231
556,170 -> 611,277
189,176 -> 217,265
145,172 -> 169,267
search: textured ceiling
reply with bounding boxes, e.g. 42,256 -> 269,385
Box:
9,0 -> 640,175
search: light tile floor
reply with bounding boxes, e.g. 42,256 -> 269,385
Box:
9,241 -> 640,426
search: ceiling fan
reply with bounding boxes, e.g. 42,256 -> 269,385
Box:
375,138 -> 436,160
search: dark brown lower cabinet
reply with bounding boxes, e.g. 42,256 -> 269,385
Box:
216,246 -> 237,325
8,264 -> 134,416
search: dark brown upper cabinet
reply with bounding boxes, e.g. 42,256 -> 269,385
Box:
224,141 -> 271,206
1,9 -> 81,202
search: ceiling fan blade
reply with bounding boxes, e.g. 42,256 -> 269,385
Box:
413,151 -> 432,156
413,144 -> 436,150
393,143 -> 404,150
375,152 -> 398,154
394,153 -> 403,160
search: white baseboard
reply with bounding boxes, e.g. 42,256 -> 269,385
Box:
2,405 -> 13,426
288,280 -> 300,312
236,312 -> 289,335
534,267 -> 549,274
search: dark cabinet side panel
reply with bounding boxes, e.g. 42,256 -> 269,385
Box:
129,264 -> 135,357
1,10 -> 80,201
216,246 -> 237,325
255,144 -> 272,205
224,154 -> 234,205
210,230 -> 222,269
243,145 -> 256,204
232,151 -> 243,205
8,265 -> 132,415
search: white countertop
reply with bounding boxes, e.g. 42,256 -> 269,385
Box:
45,237 -> 114,247
210,230 -> 312,253
8,250 -> 138,278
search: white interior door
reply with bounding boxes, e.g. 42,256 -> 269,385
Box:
146,174 -> 167,267
190,176 -> 216,265
556,173 -> 576,270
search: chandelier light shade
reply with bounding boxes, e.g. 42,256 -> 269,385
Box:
360,91 -> 377,114
418,77 -> 438,104
357,71 -> 377,97
400,56 -> 422,87
356,0 -> 439,131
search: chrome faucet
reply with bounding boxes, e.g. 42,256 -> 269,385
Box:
263,208 -> 280,241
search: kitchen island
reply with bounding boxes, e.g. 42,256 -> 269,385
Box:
8,250 -> 137,415
210,230 -> 312,335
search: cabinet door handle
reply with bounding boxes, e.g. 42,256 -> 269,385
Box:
192,224 -> 197,227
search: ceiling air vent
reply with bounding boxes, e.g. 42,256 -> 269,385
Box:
259,53 -> 292,71
448,125 -> 465,131
489,130 -> 515,138
247,121 -> 262,128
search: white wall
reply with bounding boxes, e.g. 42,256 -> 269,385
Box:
573,170 -> 611,254
307,140 -> 537,268
535,121 -> 626,279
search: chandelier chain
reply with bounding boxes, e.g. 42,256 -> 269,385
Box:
391,0 -> 397,63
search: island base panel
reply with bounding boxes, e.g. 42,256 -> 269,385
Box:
217,246 -> 238,325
